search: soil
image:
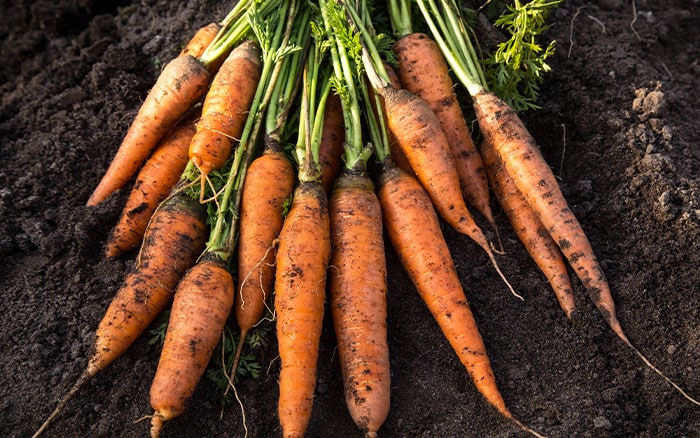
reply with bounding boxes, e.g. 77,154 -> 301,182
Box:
1,1 -> 698,437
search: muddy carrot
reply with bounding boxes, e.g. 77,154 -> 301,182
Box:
33,193 -> 207,438
104,111 -> 198,258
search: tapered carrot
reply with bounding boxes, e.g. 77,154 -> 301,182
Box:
392,32 -> 498,236
189,39 -> 262,199
329,172 -> 390,438
104,112 -> 198,258
33,193 -> 208,438
376,160 -> 543,436
234,140 -> 295,349
481,138 -> 575,319
275,182 -> 331,438
319,92 -> 345,193
86,55 -> 211,207
379,85 -> 518,298
473,90 -> 700,405
149,257 -> 234,438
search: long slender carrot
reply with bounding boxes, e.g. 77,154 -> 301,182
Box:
179,22 -> 222,59
275,181 -> 331,438
481,137 -> 575,319
329,172 -> 390,438
149,256 -> 234,438
392,31 -> 498,237
86,55 -> 211,207
32,193 -> 208,438
188,40 -> 262,199
104,111 -> 198,258
376,160 -> 543,437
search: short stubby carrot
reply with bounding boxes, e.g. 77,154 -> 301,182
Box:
189,40 -> 262,189
104,113 -> 198,258
319,93 -> 345,193
235,141 -> 295,345
179,22 -> 221,59
481,138 -> 576,319
150,257 -> 234,438
275,181 -> 331,438
31,193 -> 208,438
393,33 -> 496,232
87,55 -> 211,207
329,172 -> 390,438
376,161 -> 514,422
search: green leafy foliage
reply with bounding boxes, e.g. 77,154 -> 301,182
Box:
482,0 -> 562,110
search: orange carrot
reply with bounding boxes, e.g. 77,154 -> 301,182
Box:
275,181 -> 331,438
379,85 -> 518,298
87,55 -> 211,207
188,40 -> 262,198
149,257 -> 234,438
104,112 -> 198,258
481,138 -> 575,319
33,193 -> 208,437
376,160 -> 541,436
318,93 -> 345,193
329,172 -> 390,438
179,22 -> 221,59
473,89 -> 700,405
233,140 -> 295,363
393,33 -> 498,235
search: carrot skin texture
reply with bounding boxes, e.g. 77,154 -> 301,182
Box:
381,86 -> 490,253
275,182 -> 331,438
376,162 -> 511,419
150,258 -> 234,438
87,55 -> 211,206
189,40 -> 262,177
393,33 -> 495,226
319,93 -> 345,193
105,115 -> 198,258
472,91 -> 619,326
481,139 -> 576,319
329,172 -> 390,436
235,143 -> 296,333
89,194 -> 208,376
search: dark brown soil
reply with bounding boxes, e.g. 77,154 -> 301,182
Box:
1,1 -> 698,437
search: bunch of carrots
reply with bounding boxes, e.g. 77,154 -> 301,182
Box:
35,1 -> 699,437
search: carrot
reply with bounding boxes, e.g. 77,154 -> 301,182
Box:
473,90 -> 700,405
379,85 -> 519,298
275,181 -> 331,438
329,172 -> 390,438
149,256 -> 234,438
318,92 -> 345,193
376,160 -> 543,436
86,54 -> 211,207
481,137 -> 575,319
233,141 -> 295,355
188,39 -> 262,200
392,32 -> 499,238
179,22 -> 221,59
104,112 -> 198,258
33,193 -> 208,438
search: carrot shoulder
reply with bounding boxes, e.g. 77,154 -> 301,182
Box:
87,55 -> 211,207
329,172 -> 390,437
179,22 -> 221,59
481,138 -> 575,319
275,182 -> 331,438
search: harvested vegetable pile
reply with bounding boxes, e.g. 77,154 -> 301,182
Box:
1,0 -> 699,437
